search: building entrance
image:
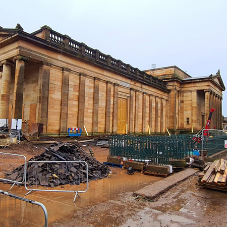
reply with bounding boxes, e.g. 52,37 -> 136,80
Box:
117,98 -> 127,134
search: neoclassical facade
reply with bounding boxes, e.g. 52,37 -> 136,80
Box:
145,66 -> 225,132
0,24 -> 225,135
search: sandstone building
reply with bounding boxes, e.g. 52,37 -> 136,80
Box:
0,24 -> 225,135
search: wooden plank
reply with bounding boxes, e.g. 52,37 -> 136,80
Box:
204,164 -> 211,173
214,159 -> 221,173
201,160 -> 218,183
220,159 -> 226,174
217,174 -> 224,184
221,166 -> 227,184
214,172 -> 221,183
208,174 -> 215,183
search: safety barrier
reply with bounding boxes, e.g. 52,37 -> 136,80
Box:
0,152 -> 27,190
0,190 -> 48,227
68,127 -> 82,137
109,135 -> 195,165
25,160 -> 89,202
202,129 -> 227,156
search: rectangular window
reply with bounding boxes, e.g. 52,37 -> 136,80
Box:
187,118 -> 189,125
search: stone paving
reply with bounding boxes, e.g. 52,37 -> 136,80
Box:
133,168 -> 199,200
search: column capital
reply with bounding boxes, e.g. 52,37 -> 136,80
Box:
79,72 -> 87,77
113,83 -> 119,87
13,55 -> 29,62
106,81 -> 114,85
0,60 -> 14,67
40,61 -> 52,67
62,67 -> 71,73
93,77 -> 100,81
204,89 -> 211,93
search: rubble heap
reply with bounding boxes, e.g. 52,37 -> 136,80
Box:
6,142 -> 110,187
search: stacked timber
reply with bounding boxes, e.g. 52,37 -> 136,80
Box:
200,159 -> 227,191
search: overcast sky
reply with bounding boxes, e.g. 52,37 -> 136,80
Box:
1,0 -> 227,116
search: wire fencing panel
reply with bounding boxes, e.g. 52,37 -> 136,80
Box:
0,190 -> 48,227
109,135 -> 194,165
0,152 -> 27,190
202,129 -> 227,155
25,160 -> 88,202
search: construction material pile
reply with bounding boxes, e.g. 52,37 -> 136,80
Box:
199,159 -> 227,191
5,142 -> 110,187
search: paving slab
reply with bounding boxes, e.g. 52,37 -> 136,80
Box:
133,168 -> 199,200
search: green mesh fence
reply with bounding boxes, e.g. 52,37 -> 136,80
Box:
202,130 -> 227,156
109,135 -> 195,165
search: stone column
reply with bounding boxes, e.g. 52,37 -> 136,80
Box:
204,90 -> 211,126
60,68 -> 70,134
211,93 -> 215,128
105,82 -> 111,133
149,95 -> 153,133
217,96 -> 221,129
213,94 -> 217,128
12,56 -> 28,119
142,93 -> 146,134
37,62 -> 51,134
191,91 -> 197,131
129,88 -> 134,133
216,95 -> 219,129
78,73 -> 86,129
134,91 -> 139,133
155,96 -> 158,133
112,83 -> 118,133
157,97 -> 161,133
160,98 -> 164,133
163,99 -> 166,133
210,92 -> 214,128
92,78 -> 99,133
221,97 -> 223,129
0,70 -> 2,110
0,60 -> 13,119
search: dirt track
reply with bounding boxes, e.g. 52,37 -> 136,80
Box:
1,141 -> 227,227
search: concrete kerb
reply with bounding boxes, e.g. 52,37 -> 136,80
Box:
133,168 -> 199,200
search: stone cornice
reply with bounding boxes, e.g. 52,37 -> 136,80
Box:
0,26 -> 169,93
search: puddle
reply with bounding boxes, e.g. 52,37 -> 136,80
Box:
122,207 -> 195,227
158,213 -> 195,225
0,166 -> 160,225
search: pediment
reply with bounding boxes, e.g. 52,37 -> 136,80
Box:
0,24 -> 23,41
211,72 -> 225,91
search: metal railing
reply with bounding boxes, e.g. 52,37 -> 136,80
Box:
109,135 -> 195,165
25,160 -> 89,202
202,129 -> 227,156
0,152 -> 27,190
0,190 -> 48,227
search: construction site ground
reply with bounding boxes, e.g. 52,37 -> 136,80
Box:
1,140 -> 227,227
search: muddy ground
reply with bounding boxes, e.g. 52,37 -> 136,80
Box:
1,140 -> 227,227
